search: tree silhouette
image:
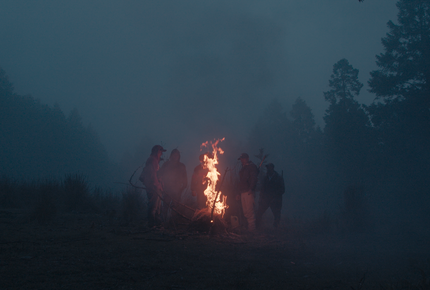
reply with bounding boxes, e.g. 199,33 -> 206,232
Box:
248,99 -> 292,163
290,97 -> 323,178
291,97 -> 317,146
324,59 -> 363,105
248,99 -> 329,212
323,59 -> 371,185
367,0 -> 430,196
0,66 -> 113,185
369,0 -> 430,105
0,67 -> 13,98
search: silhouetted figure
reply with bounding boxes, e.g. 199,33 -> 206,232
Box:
158,149 -> 188,223
256,163 -> 285,228
237,153 -> 259,231
191,153 -> 210,209
139,145 -> 166,227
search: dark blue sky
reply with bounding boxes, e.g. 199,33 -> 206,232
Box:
0,0 -> 398,162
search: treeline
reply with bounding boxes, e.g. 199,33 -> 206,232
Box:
249,0 -> 430,216
0,68 -> 114,186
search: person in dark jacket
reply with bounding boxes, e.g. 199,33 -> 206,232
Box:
237,153 -> 259,231
158,149 -> 188,222
139,145 -> 166,227
191,153 -> 209,209
256,163 -> 285,228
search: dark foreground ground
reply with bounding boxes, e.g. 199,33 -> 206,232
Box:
1,209 -> 429,290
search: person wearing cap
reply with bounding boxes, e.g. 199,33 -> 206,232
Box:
158,149 -> 188,223
139,145 -> 166,227
256,163 -> 285,228
237,153 -> 259,231
191,153 -> 210,209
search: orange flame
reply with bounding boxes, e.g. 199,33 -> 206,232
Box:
200,138 -> 228,217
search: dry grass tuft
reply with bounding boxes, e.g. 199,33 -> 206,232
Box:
121,187 -> 145,224
0,176 -> 19,208
63,174 -> 94,212
30,180 -> 60,223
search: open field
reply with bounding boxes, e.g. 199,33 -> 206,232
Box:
1,176 -> 429,289
1,207 -> 429,290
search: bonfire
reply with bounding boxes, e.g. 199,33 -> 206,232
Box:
190,138 -> 228,233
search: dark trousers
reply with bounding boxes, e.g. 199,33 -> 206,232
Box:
162,190 -> 181,222
256,195 -> 282,227
146,189 -> 162,227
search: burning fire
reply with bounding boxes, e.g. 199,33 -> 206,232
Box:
200,138 -> 228,217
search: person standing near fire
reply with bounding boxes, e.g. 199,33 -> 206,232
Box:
139,145 -> 166,227
158,149 -> 188,223
191,153 -> 210,209
256,163 -> 285,228
237,153 -> 259,232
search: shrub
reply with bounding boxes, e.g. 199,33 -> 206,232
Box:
92,186 -> 120,212
121,187 -> 145,224
0,176 -> 18,208
63,174 -> 93,212
30,180 -> 60,223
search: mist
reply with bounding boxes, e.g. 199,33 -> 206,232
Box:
0,1 -> 397,161
1,1 -> 430,287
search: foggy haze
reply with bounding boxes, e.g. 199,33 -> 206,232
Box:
0,0 -> 398,162
2,2 -> 430,287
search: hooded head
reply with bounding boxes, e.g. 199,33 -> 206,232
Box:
170,149 -> 180,162
265,163 -> 275,174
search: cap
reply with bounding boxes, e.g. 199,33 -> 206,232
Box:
237,153 -> 249,160
151,145 -> 166,155
265,163 -> 274,169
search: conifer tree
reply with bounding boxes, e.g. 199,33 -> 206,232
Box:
369,0 -> 430,106
291,97 -> 316,146
368,0 -> 430,195
323,59 -> 371,184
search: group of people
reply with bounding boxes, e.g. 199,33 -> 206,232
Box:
236,153 -> 285,231
138,145 -> 187,227
139,145 -> 285,231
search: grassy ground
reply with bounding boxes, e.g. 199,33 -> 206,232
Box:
0,177 -> 429,289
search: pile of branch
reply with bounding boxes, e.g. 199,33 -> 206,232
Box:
188,208 -> 227,234
127,167 -> 228,234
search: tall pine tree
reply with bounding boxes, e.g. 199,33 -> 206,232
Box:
368,0 -> 430,196
324,59 -> 371,185
369,0 -> 430,105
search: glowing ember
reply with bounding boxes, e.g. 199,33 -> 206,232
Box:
200,138 -> 228,217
